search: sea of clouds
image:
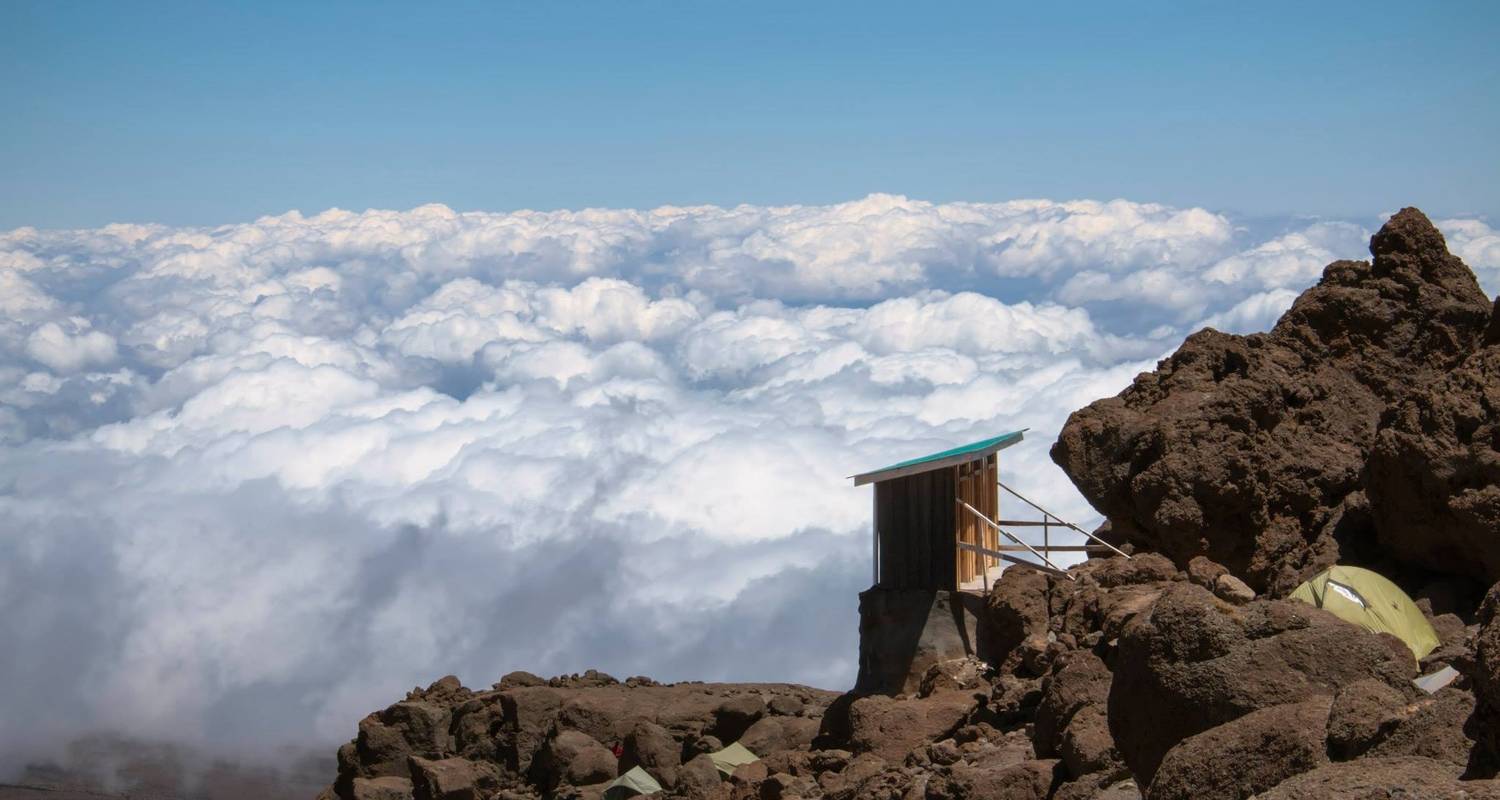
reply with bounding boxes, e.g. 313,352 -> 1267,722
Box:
1,195 -> 1496,761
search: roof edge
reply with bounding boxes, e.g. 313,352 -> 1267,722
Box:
850,430 -> 1027,486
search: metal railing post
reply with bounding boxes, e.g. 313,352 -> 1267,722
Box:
996,480 -> 1132,560
956,498 -> 1075,580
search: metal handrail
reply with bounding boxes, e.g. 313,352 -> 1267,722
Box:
956,540 -> 1070,579
956,499 -> 1076,581
997,480 -> 1131,560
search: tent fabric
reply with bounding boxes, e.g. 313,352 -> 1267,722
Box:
603,766 -> 663,800
707,742 -> 760,777
1289,565 -> 1440,660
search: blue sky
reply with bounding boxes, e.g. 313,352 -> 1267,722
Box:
3,1 -> 1498,229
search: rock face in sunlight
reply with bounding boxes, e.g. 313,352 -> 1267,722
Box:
1052,208 -> 1496,595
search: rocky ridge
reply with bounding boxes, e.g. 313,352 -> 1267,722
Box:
319,209 -> 1500,800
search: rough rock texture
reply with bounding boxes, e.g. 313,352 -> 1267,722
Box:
622,720 -> 681,787
1249,757 -> 1500,799
1144,698 -> 1330,800
844,693 -> 974,763
1472,582 -> 1500,775
1053,208 -> 1495,594
1367,304 -> 1500,583
410,757 -> 502,800
351,776 -> 416,800
1033,651 -> 1120,781
923,758 -> 1057,800
1108,582 -> 1417,784
322,674 -> 837,800
529,730 -> 615,790
322,558 -> 1495,799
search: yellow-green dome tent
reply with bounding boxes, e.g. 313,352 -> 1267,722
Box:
1289,565 -> 1439,660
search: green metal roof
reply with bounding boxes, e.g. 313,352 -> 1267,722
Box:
851,429 -> 1027,486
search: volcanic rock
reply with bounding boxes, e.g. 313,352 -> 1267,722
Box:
1366,308 -> 1500,584
409,756 -> 502,800
349,776 -> 415,800
1108,582 -> 1416,784
1471,581 -> 1500,775
844,692 -> 974,763
529,730 -> 616,790
1052,208 -> 1494,594
674,754 -> 727,800
623,719 -> 681,787
1145,697 -> 1330,800
1212,574 -> 1256,605
1032,651 -> 1117,777
322,676 -> 838,800
1249,756 -> 1500,799
923,757 -> 1057,800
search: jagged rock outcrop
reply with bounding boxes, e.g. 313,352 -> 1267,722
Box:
1052,208 -> 1495,594
1366,297 -> 1500,583
321,674 -> 837,800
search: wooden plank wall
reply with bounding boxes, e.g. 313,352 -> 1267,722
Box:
950,454 -> 999,587
874,466 -> 956,590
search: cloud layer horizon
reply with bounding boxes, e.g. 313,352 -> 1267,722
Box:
2,195 -> 1497,763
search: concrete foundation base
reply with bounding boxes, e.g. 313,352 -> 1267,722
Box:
853,587 -> 992,696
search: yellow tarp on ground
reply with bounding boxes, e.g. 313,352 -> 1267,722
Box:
708,742 -> 759,777
1289,565 -> 1440,660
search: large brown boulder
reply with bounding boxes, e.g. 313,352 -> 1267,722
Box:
528,730 -> 617,790
845,693 -> 976,763
623,719 -> 681,787
408,756 -> 502,800
1108,583 -> 1416,784
1145,698 -> 1330,800
924,758 -> 1057,800
674,754 -> 728,800
737,715 -> 819,756
355,700 -> 453,778
349,776 -> 415,800
1052,208 -> 1494,594
984,566 -> 1052,668
1250,756 -> 1500,799
1032,651 -> 1121,782
496,686 -> 563,774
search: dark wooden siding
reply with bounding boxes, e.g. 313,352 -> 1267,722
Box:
874,466 -> 956,590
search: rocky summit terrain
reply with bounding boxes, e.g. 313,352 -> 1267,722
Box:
305,207 -> 1497,799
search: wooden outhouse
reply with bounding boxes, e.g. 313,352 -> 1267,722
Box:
851,431 -> 1024,592
851,430 -> 1116,593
